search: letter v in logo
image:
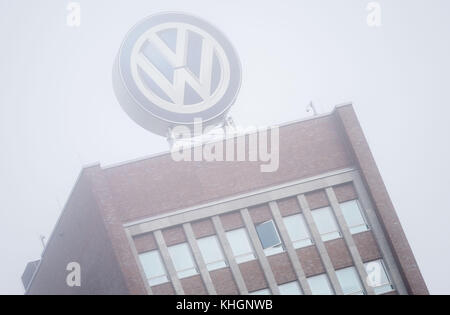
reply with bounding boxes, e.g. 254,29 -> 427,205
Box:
135,24 -> 218,107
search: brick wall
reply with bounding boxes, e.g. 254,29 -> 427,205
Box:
27,171 -> 129,295
27,104 -> 428,295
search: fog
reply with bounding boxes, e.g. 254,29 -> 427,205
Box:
0,0 -> 449,294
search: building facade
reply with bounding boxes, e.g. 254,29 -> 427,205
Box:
24,104 -> 428,295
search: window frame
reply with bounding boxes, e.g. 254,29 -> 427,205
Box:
311,206 -> 342,242
250,288 -> 271,295
340,199 -> 370,235
255,220 -> 284,256
335,266 -> 365,295
226,228 -> 256,264
139,249 -> 169,286
278,281 -> 303,295
282,213 -> 314,249
365,259 -> 395,295
197,234 -> 228,271
167,242 -> 199,279
307,273 -> 335,295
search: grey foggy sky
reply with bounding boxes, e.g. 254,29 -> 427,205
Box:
0,0 -> 449,294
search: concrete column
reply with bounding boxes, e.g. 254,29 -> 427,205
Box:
240,208 -> 280,295
268,201 -> 312,295
351,175 -> 408,295
211,215 -> 248,294
124,229 -> 153,295
297,194 -> 344,295
182,223 -> 217,295
325,187 -> 375,295
154,230 -> 185,295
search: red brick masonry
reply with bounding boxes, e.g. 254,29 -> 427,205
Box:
26,104 -> 428,295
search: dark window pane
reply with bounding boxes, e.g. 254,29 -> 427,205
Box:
256,221 -> 281,249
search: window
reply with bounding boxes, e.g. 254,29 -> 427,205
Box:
365,259 -> 394,295
340,200 -> 369,234
226,228 -> 256,263
278,281 -> 303,295
336,266 -> 365,295
255,220 -> 284,256
197,235 -> 227,271
283,214 -> 313,249
311,206 -> 341,241
168,243 -> 198,279
139,250 -> 168,286
250,288 -> 271,295
307,274 -> 334,295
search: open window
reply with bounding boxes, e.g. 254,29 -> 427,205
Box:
255,220 -> 284,256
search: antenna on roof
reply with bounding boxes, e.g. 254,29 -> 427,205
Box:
306,101 -> 318,116
39,235 -> 46,251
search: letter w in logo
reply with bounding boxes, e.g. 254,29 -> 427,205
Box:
136,26 -> 215,106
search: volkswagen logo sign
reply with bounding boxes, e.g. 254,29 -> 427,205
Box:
113,12 -> 242,137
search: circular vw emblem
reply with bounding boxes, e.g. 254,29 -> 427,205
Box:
113,12 -> 241,136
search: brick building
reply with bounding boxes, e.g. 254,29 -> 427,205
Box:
23,104 -> 428,295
